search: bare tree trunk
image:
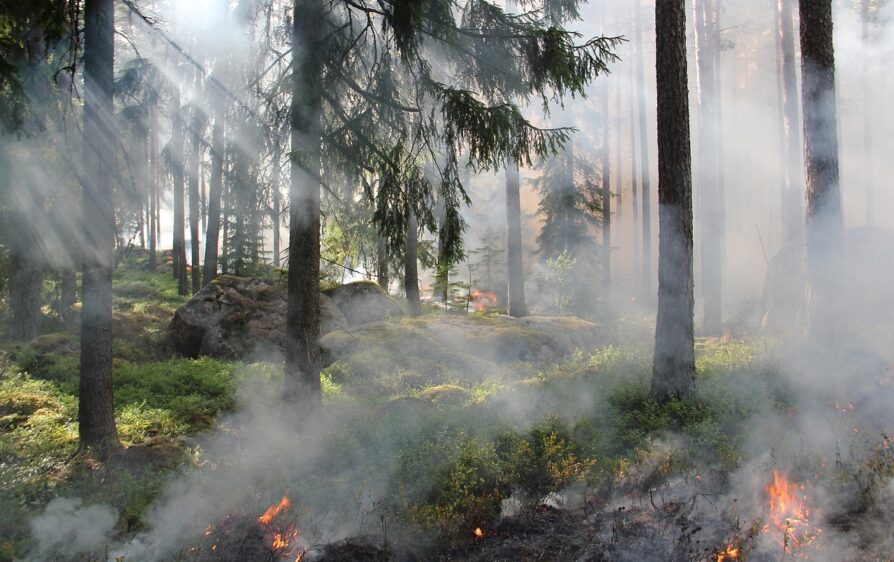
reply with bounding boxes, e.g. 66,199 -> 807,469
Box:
629,41 -> 641,296
377,238 -> 389,291
634,0 -> 654,307
652,0 -> 695,401
203,82 -> 225,286
188,74 -> 203,294
779,0 -> 803,244
800,0 -> 844,345
506,163 -> 527,317
602,61 -> 612,295
283,0 -> 323,408
405,208 -> 422,316
272,147 -> 282,267
171,87 -> 189,295
149,101 -> 158,271
861,0 -> 874,227
693,0 -> 723,334
7,249 -> 42,341
80,0 -> 119,455
436,199 -> 449,306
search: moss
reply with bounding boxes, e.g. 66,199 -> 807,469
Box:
420,384 -> 469,406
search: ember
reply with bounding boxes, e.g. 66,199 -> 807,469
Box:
470,289 -> 498,312
473,527 -> 484,538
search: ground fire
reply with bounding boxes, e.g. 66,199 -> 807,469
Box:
765,470 -> 821,552
470,289 -> 498,312
193,495 -> 308,561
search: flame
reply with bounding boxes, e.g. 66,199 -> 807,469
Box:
259,496 -> 291,525
473,527 -> 484,538
765,469 -> 820,551
715,544 -> 739,561
470,289 -> 498,312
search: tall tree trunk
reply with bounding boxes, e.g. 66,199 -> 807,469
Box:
80,0 -> 119,454
436,199 -> 449,306
405,208 -> 422,316
171,88 -> 189,295
7,249 -> 42,341
693,0 -> 723,334
779,0 -> 803,244
614,75 -> 623,255
272,147 -> 282,267
601,68 -> 612,294
283,0 -> 323,407
505,163 -> 527,317
800,0 -> 844,344
148,101 -> 158,271
188,75 -> 202,294
861,0 -> 873,227
635,0 -> 654,306
377,238 -> 389,291
203,82 -> 225,287
652,0 -> 695,401
629,43 -> 641,296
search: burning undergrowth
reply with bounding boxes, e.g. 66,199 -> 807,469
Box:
19,339 -> 894,561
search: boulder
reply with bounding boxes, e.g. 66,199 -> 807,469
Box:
322,281 -> 405,325
167,276 -> 347,358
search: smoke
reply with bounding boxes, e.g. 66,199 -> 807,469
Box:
28,498 -> 118,559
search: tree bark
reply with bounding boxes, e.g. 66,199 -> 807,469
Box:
405,207 -> 422,316
7,249 -> 42,341
651,0 -> 695,401
148,101 -> 158,271
171,87 -> 189,295
629,40 -> 641,295
779,0 -> 803,244
272,147 -> 282,267
800,0 -> 844,345
188,74 -> 202,294
203,80 -> 225,287
601,67 -> 612,295
693,0 -> 723,334
861,0 -> 873,227
283,0 -> 323,408
634,0 -> 654,307
505,163 -> 527,317
377,238 -> 389,291
80,0 -> 119,455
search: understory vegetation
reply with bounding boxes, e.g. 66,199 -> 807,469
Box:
0,254 -> 848,561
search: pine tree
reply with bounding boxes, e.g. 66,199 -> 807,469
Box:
79,0 -> 119,455
651,0 -> 695,401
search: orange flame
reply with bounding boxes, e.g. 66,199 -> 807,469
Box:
715,544 -> 739,561
765,469 -> 819,551
259,496 -> 290,526
473,527 -> 484,538
470,290 -> 498,312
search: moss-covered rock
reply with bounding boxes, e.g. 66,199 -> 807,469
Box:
323,281 -> 405,326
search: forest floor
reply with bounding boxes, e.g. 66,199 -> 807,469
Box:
2,252 -> 894,561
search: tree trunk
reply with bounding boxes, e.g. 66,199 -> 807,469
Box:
377,238 -> 389,291
283,0 -> 323,408
171,87 -> 189,295
272,147 -> 282,267
635,0 -> 654,307
405,207 -> 422,316
779,0 -> 803,244
203,82 -> 225,287
436,200 -> 449,306
861,0 -> 873,227
505,163 -> 527,317
80,0 -> 119,455
148,101 -> 158,271
7,248 -> 42,341
601,67 -> 612,295
800,0 -> 844,345
693,0 -> 723,334
651,0 -> 695,401
188,75 -> 202,294
629,41 -> 641,296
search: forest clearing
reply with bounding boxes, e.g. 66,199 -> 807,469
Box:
1,1 -> 893,561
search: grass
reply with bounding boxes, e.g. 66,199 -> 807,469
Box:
0,250 -> 807,560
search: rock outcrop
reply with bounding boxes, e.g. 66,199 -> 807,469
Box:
167,278 -> 405,359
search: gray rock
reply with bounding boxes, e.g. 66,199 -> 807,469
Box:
322,281 -> 405,325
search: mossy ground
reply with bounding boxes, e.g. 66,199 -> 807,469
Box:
3,253 -> 886,560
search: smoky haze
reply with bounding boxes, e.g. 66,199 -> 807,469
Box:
8,0 -> 894,560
